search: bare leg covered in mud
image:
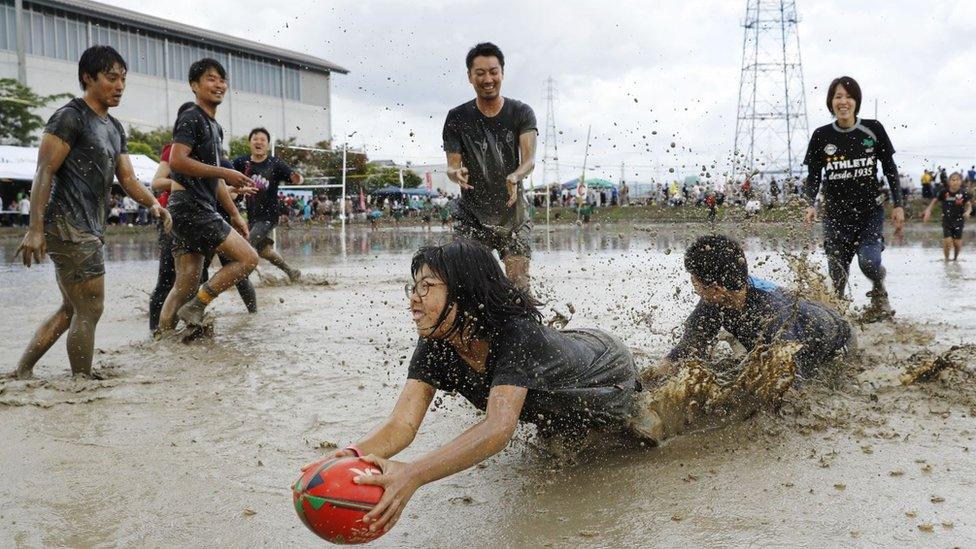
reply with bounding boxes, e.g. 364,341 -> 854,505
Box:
258,244 -> 300,282
173,232 -> 258,330
13,275 -> 105,379
503,254 -> 530,292
159,253 -> 205,331
630,343 -> 802,443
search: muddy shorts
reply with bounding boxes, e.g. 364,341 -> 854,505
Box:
453,215 -> 532,260
943,218 -> 964,239
44,219 -> 105,285
168,191 -> 232,257
248,219 -> 275,250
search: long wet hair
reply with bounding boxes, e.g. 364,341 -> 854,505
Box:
411,239 -> 541,341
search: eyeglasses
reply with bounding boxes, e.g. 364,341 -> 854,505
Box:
404,280 -> 444,299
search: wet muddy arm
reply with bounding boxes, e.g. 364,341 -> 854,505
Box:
150,161 -> 174,194
510,132 -> 537,182
446,153 -> 470,188
350,380 -> 434,459
922,197 -> 938,221
667,301 -> 721,364
879,154 -> 903,208
25,134 -> 71,232
116,154 -> 162,209
406,385 -> 526,486
214,181 -> 239,218
168,143 -> 226,181
16,133 -> 71,265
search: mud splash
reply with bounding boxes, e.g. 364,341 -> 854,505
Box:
1,225 -> 974,547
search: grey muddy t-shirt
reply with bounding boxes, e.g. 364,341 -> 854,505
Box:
442,98 -> 537,228
408,317 -> 638,435
43,98 -> 128,239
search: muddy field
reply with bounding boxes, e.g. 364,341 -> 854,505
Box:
1,223 -> 974,548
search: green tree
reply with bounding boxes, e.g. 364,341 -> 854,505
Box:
274,138 -> 369,188
363,165 -> 422,192
127,126 -> 171,158
229,134 -> 249,159
127,141 -> 158,161
0,79 -> 71,146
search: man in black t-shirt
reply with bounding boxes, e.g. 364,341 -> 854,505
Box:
158,58 -> 259,334
803,76 -> 904,322
443,42 -> 537,290
231,127 -> 302,281
12,46 -> 171,379
923,171 -> 972,261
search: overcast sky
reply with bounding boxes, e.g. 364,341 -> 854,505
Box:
105,0 -> 976,184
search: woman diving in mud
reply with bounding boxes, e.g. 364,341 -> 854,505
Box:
311,237 -> 855,535
314,239 -> 663,534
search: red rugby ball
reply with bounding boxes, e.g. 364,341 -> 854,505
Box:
292,457 -> 386,544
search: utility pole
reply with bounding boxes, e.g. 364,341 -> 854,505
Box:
541,76 -> 560,225
15,0 -> 27,85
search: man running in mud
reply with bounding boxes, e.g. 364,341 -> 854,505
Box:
655,235 -> 854,380
443,42 -> 537,290
232,128 -> 303,281
12,46 -> 172,379
158,58 -> 259,334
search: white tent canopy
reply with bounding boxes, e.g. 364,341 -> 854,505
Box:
0,145 -> 158,185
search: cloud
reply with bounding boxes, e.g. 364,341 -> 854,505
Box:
103,0 -> 976,181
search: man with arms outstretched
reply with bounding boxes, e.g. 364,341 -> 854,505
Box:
443,42 -> 537,290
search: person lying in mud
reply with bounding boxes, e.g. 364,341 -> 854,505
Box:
656,234 -> 854,380
317,239 -> 664,534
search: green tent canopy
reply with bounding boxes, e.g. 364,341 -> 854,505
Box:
560,177 -> 617,190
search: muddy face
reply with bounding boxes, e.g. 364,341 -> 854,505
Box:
409,265 -> 455,338
83,63 -> 126,108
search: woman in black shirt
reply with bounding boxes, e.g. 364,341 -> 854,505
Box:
313,239 -> 656,535
803,76 -> 904,321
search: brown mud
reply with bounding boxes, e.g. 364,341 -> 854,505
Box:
0,224 -> 974,547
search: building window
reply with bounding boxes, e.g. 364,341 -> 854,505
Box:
1,4 -> 16,51
0,2 -> 306,102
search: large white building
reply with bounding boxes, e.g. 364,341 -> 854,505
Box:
0,0 -> 348,145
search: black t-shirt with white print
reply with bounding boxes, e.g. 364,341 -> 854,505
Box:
803,118 -> 901,221
938,189 -> 972,223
